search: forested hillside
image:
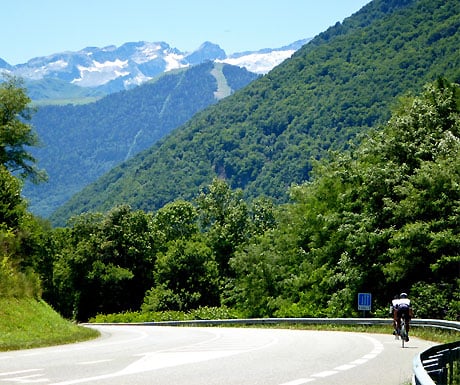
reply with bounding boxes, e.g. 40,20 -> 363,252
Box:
42,79 -> 460,321
23,62 -> 258,217
51,0 -> 459,226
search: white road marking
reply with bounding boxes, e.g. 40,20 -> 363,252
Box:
0,369 -> 41,377
278,334 -> 385,385
77,359 -> 112,365
119,350 -> 247,375
278,378 -> 315,385
311,370 -> 338,378
350,358 -> 368,365
48,331 -> 279,385
363,353 -> 378,359
0,371 -> 48,383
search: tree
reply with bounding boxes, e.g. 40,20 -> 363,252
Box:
0,165 -> 26,229
0,74 -> 46,182
196,178 -> 250,276
0,75 -> 48,298
152,200 -> 198,244
51,205 -> 157,320
142,236 -> 220,312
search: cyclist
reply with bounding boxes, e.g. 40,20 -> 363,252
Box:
390,294 -> 400,337
392,292 -> 413,342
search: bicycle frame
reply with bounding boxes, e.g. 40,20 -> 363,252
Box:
400,316 -> 407,348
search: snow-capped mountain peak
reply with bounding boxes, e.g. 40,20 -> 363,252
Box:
0,39 -> 311,97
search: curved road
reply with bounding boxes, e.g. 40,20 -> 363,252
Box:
0,325 -> 434,385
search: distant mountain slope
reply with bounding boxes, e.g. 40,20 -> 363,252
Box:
50,0 -> 460,226
0,40 -> 308,103
23,62 -> 258,217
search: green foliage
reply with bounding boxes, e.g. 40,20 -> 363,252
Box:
0,165 -> 26,229
0,75 -> 46,183
50,205 -> 157,320
152,200 -> 199,244
411,281 -> 460,320
0,77 -> 48,300
91,306 -> 243,323
43,185 -> 277,321
196,178 -> 251,275
142,236 -> 220,312
0,255 -> 41,298
228,79 -> 460,319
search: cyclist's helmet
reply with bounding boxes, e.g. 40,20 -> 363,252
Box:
400,292 -> 408,298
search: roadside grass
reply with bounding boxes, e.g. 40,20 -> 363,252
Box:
0,298 -> 98,351
282,323 -> 459,344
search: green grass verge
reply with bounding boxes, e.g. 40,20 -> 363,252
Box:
0,298 -> 99,351
282,323 -> 459,344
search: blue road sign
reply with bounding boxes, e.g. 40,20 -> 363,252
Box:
358,293 -> 372,311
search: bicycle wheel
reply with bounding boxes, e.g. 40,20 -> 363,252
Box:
400,320 -> 406,348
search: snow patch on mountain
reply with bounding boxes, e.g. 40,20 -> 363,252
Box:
132,42 -> 163,63
164,53 -> 188,72
72,59 -> 130,87
123,71 -> 153,88
220,49 -> 296,74
0,39 -> 311,96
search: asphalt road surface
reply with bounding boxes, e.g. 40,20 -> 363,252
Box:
0,325 -> 435,385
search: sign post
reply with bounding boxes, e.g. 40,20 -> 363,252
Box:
358,292 -> 372,317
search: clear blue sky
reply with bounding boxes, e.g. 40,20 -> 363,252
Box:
3,0 -> 371,65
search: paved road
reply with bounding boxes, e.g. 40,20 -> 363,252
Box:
0,325 -> 435,385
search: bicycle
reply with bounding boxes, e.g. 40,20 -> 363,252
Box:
399,315 -> 408,348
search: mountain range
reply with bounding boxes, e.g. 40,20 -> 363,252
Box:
1,40 -> 309,103
22,61 -> 259,217
48,0 -> 460,226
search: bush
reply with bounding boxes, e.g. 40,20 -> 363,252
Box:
411,281 -> 459,320
89,306 -> 243,323
0,256 -> 41,299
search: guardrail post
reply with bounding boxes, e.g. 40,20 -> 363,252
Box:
414,341 -> 460,385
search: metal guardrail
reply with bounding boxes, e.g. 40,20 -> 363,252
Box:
410,319 -> 460,332
142,317 -> 393,326
141,317 -> 460,331
413,341 -> 460,385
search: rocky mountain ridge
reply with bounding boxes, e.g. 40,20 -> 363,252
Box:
1,40 -> 310,100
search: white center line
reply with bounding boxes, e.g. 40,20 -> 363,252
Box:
334,364 -> 356,371
0,369 -> 42,377
311,370 -> 338,378
278,379 -> 315,385
77,359 -> 112,365
277,335 -> 385,385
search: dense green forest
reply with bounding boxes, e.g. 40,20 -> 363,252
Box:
1,76 -> 458,322
50,0 -> 460,226
22,62 -> 258,218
